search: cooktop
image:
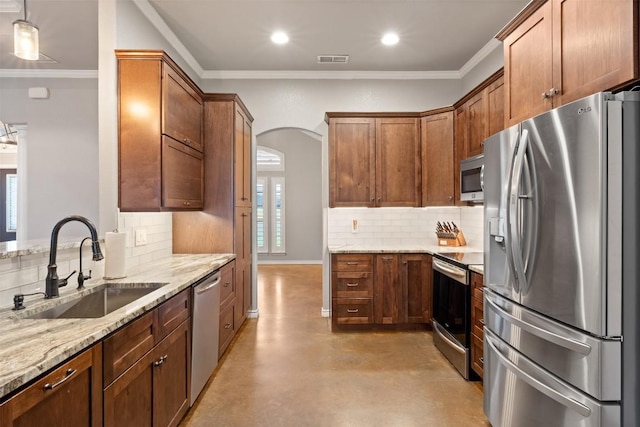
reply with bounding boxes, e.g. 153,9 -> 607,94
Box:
435,251 -> 484,267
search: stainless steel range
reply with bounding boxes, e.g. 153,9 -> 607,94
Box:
431,251 -> 483,379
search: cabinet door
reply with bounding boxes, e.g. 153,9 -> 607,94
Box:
329,118 -> 376,207
234,207 -> 252,326
0,345 -> 102,427
466,92 -> 488,157
421,112 -> 454,206
162,64 -> 203,152
402,254 -> 432,324
235,105 -> 252,207
162,136 -> 204,210
552,0 -> 637,106
153,320 -> 190,427
487,76 -> 505,137
453,106 -> 467,206
375,118 -> 421,207
504,2 -> 553,126
374,255 -> 401,324
104,350 -> 154,427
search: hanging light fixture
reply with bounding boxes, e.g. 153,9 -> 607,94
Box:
13,0 -> 39,60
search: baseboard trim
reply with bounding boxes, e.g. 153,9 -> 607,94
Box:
321,308 -> 331,318
257,260 -> 323,265
247,309 -> 259,319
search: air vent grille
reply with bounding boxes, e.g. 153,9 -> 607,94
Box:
317,55 -> 349,64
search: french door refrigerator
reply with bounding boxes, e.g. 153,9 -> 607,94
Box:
483,91 -> 640,427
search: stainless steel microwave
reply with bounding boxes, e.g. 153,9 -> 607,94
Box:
460,154 -> 484,202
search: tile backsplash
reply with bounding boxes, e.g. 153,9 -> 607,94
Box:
0,212 -> 172,309
328,206 -> 484,249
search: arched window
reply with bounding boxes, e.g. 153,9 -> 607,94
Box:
256,146 -> 285,254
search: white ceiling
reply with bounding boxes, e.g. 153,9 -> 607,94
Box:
0,0 -> 529,75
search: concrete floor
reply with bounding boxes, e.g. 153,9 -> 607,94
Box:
180,265 -> 489,427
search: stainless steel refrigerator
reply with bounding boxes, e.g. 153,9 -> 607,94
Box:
483,91 -> 640,427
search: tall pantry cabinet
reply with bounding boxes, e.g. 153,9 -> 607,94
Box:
173,94 -> 254,341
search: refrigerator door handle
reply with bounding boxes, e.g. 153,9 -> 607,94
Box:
485,293 -> 592,355
507,129 -> 529,290
485,332 -> 592,418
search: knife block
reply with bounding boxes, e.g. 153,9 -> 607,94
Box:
436,229 -> 467,247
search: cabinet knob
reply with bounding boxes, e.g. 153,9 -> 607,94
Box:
377,197 -> 381,202
448,196 -> 453,200
550,88 -> 560,96
371,198 -> 375,202
541,91 -> 550,99
183,201 -> 191,206
183,138 -> 191,144
224,282 -> 230,287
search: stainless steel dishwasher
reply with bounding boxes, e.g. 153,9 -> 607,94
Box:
190,269 -> 221,405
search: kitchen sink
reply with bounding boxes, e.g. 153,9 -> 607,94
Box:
25,283 -> 167,319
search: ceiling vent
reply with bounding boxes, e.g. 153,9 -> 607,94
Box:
317,55 -> 349,64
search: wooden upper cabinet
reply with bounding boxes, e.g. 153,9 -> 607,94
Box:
375,118 -> 421,207
502,0 -> 638,126
421,111 -> 454,206
328,115 -> 420,208
329,118 -> 376,207
552,0 -> 637,106
234,105 -> 253,207
453,106 -> 468,206
487,77 -> 505,137
503,2 -> 553,126
117,50 -> 204,212
162,64 -> 203,152
466,91 -> 488,157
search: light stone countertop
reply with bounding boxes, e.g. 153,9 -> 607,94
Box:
328,243 -> 483,255
469,265 -> 484,275
0,238 -> 103,260
0,253 -> 235,399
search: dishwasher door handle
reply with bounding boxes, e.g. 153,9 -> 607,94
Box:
195,272 -> 221,294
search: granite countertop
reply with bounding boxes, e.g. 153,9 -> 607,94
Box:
469,265 -> 484,275
328,243 -> 482,255
0,238 -> 105,260
0,253 -> 235,399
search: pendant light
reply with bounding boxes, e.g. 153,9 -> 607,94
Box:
13,0 -> 39,60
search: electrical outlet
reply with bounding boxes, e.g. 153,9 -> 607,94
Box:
135,229 -> 147,246
351,219 -> 359,233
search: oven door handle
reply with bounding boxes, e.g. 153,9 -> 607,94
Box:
433,259 -> 467,280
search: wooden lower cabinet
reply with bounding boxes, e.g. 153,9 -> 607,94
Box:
332,253 -> 431,328
470,271 -> 484,379
0,344 -> 103,427
104,319 -> 190,427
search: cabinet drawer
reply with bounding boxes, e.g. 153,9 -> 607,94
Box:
332,272 -> 373,298
220,262 -> 235,307
471,271 -> 483,289
471,333 -> 484,378
103,310 -> 155,386
219,302 -> 235,358
472,296 -> 484,339
332,298 -> 373,325
332,254 -> 373,272
472,284 -> 484,301
156,288 -> 190,343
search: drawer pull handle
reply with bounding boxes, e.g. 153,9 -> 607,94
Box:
479,357 -> 484,364
224,282 -> 230,287
346,283 -> 359,287
347,308 -> 359,313
224,323 -> 232,329
346,262 -> 359,266
44,368 -> 76,390
479,318 -> 485,325
154,355 -> 168,367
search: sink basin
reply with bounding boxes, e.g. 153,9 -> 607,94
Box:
25,283 -> 167,319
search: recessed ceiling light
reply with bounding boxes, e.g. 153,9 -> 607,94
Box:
381,32 -> 399,46
271,31 -> 289,45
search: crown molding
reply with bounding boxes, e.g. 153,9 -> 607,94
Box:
458,38 -> 502,78
201,69 -> 462,80
132,0 -> 204,77
0,69 -> 98,78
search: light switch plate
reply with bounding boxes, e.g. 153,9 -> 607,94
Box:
351,219 -> 358,233
135,229 -> 147,246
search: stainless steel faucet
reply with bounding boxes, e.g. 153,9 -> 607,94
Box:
45,215 -> 104,298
